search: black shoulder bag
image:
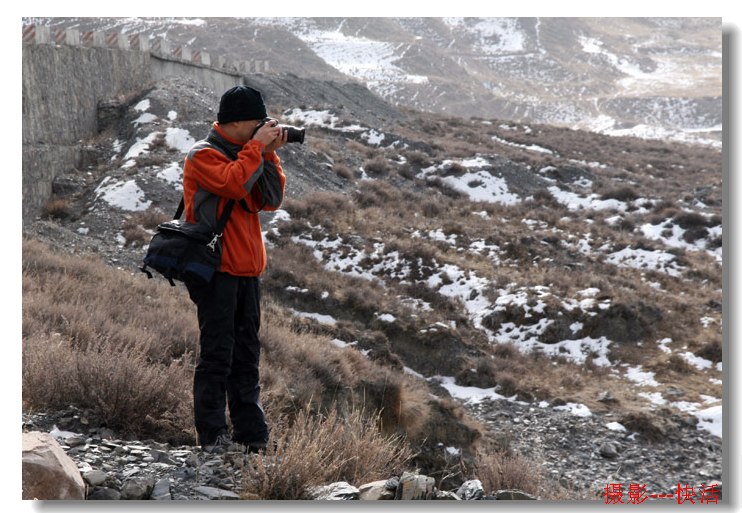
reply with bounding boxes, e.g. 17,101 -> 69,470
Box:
140,197 -> 236,286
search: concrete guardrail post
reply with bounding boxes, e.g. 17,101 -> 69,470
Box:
91,31 -> 107,48
65,28 -> 81,46
25,24 -> 51,44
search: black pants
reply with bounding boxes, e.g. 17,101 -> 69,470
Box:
185,272 -> 268,446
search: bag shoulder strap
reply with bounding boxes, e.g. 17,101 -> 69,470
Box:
174,195 -> 236,237
206,134 -> 268,214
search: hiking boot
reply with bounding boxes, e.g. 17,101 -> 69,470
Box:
202,433 -> 243,454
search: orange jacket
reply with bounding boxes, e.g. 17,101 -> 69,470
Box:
182,122 -> 286,277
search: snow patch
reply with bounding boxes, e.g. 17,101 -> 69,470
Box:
95,177 -> 151,211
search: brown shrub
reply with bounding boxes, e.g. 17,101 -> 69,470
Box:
404,150 -> 432,168
601,186 -> 639,202
281,191 -> 353,222
442,162 -> 467,177
355,180 -> 402,208
124,209 -> 171,230
674,212 -> 711,229
364,155 -> 393,177
695,340 -> 722,363
242,408 -> 412,499
42,197 -> 72,220
333,163 -> 355,180
620,412 -> 664,442
472,449 -> 543,496
666,354 -> 694,374
421,199 -> 443,218
23,333 -> 194,442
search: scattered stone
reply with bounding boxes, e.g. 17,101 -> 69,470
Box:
597,391 -> 618,404
121,476 -> 155,500
83,469 -> 109,487
435,490 -> 461,500
152,478 -> 172,500
88,487 -> 121,500
456,479 -> 484,500
385,476 -> 400,490
492,489 -> 538,500
599,441 -> 620,459
309,481 -> 360,500
194,485 -> 241,500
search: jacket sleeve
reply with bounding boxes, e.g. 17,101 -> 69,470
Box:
249,151 -> 286,211
185,139 -> 267,200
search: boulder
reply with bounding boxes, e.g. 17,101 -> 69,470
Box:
309,481 -> 360,500
456,479 -> 484,500
121,476 -> 155,500
22,431 -> 85,500
395,472 -> 435,500
359,480 -> 395,500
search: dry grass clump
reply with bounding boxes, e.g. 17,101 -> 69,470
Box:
23,236 -> 200,441
259,310 -> 432,440
694,340 -> 722,363
333,163 -> 355,180
125,208 -> 171,230
121,209 -> 173,246
403,149 -> 432,168
600,186 -> 639,202
242,408 -> 413,500
23,333 -> 194,442
354,179 -> 403,208
22,238 -> 199,362
41,197 -> 72,220
619,412 -> 665,442
363,155 -> 393,177
470,448 -> 543,497
281,191 -> 354,224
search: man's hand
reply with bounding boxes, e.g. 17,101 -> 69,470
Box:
253,120 -> 281,147
264,127 -> 288,153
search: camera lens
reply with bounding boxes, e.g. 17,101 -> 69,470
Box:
283,125 -> 305,144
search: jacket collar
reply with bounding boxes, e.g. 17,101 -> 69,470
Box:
207,122 -> 243,160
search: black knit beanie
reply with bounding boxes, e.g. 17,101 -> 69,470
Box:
217,85 -> 267,124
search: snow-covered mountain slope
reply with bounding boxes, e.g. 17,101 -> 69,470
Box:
25,17 -> 722,147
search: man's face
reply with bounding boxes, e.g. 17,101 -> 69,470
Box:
232,119 -> 262,143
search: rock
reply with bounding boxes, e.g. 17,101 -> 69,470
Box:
88,487 -> 121,500
121,476 -> 156,500
492,489 -> 538,500
395,472 -> 435,500
435,490 -> 461,500
65,435 -> 87,447
599,441 -> 620,459
385,476 -> 400,490
83,469 -> 109,487
194,485 -> 241,500
456,479 -> 484,500
152,478 -> 172,500
22,431 -> 85,500
309,481 -> 360,500
597,391 -> 617,404
359,480 -> 395,500
665,386 -> 686,398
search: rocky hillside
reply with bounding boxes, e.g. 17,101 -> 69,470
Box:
25,17 -> 722,147
22,68 -> 722,500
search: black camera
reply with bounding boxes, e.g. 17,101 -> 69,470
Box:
253,118 -> 305,144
